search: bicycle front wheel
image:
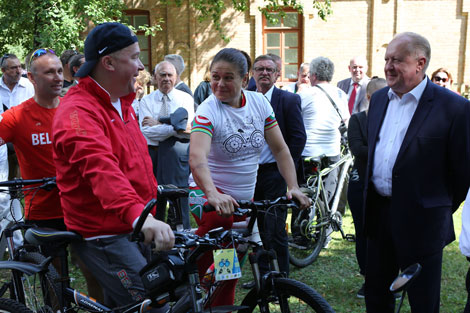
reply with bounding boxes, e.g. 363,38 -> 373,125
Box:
288,197 -> 327,268
239,277 -> 334,313
0,298 -> 34,313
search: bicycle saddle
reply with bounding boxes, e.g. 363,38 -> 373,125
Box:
24,227 -> 82,245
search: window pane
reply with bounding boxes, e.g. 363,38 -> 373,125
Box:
284,13 -> 298,28
122,15 -> 132,25
138,35 -> 148,49
285,33 -> 298,47
285,49 -> 298,63
266,13 -> 281,27
139,51 -> 149,66
267,33 -> 280,47
285,64 -> 298,79
267,48 -> 280,57
134,15 -> 148,28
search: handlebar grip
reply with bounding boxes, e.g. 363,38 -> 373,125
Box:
131,199 -> 157,242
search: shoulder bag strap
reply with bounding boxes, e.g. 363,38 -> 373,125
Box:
314,84 -> 344,121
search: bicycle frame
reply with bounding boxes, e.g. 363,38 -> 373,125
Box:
303,151 -> 354,237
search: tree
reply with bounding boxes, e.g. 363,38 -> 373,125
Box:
0,0 -> 331,60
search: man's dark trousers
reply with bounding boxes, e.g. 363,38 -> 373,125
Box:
254,162 -> 289,276
365,189 -> 442,313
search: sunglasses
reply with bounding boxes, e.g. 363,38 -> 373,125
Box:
0,54 -> 13,67
29,48 -> 56,68
433,76 -> 448,83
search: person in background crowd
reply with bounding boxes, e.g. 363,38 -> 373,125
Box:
347,77 -> 387,299
291,57 -> 350,248
251,54 -> 306,279
194,65 -> 212,106
60,53 -> 84,96
284,63 -> 310,93
337,56 -> 370,114
247,53 -> 281,90
59,49 -> 78,90
364,32 -> 470,312
132,69 -> 151,118
431,67 -> 459,94
53,22 -> 174,311
164,54 -> 193,97
139,61 -> 194,230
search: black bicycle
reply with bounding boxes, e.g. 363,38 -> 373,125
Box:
14,194 -> 334,312
0,177 -> 61,313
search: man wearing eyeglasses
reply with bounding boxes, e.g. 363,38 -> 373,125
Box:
0,54 -> 35,246
52,22 -> 174,310
0,54 -> 34,111
249,54 -> 306,280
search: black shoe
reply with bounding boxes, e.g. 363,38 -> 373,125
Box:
242,281 -> 255,290
288,236 -> 311,250
356,283 -> 365,299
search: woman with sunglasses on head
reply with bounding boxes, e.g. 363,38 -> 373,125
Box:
431,67 -> 460,94
188,48 -> 310,307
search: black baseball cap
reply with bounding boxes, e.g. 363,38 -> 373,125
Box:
76,22 -> 138,78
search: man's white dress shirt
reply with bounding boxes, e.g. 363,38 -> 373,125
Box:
139,88 -> 194,146
0,76 -> 34,110
372,78 -> 427,197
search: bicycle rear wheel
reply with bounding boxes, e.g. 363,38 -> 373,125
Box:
0,298 -> 34,313
18,252 -> 62,313
288,197 -> 327,268
239,277 -> 334,313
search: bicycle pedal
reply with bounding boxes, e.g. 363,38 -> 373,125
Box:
345,234 -> 356,242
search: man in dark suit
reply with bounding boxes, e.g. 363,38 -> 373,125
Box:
252,54 -> 306,276
337,56 -> 370,114
364,32 -> 470,312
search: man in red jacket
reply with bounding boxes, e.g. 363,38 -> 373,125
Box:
52,22 -> 174,309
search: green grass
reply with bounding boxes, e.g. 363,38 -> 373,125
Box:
66,208 -> 468,312
235,208 -> 468,312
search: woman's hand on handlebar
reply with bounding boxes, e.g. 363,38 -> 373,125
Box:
286,186 -> 311,210
141,215 -> 175,251
206,190 -> 238,218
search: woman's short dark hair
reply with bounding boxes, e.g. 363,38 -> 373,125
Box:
210,48 -> 248,78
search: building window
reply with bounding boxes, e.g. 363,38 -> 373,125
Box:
263,11 -> 303,82
124,10 -> 152,72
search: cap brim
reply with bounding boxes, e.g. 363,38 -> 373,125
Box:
75,59 -> 98,78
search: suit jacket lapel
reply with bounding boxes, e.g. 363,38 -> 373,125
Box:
369,89 -> 390,154
271,86 -> 280,110
395,79 -> 435,163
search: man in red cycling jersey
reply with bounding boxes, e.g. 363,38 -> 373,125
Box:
52,22 -> 174,310
0,49 -> 62,228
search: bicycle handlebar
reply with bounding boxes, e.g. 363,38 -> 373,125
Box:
203,196 -> 299,215
0,177 -> 56,188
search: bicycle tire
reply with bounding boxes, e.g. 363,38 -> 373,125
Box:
239,277 -> 335,313
0,298 -> 35,313
289,197 -> 327,268
17,252 -> 62,313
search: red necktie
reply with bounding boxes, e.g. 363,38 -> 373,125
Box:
348,83 -> 358,114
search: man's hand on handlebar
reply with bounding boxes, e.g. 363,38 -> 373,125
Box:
141,215 -> 175,251
206,190 -> 238,218
286,186 -> 312,210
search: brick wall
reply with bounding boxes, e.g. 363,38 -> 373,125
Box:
125,0 -> 470,92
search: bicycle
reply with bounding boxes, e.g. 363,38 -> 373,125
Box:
0,177 -> 62,312
20,195 -> 334,312
288,146 -> 355,268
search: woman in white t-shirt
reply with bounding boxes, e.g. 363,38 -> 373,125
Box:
188,48 -> 310,306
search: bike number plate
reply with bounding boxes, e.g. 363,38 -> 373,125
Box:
213,248 -> 242,281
